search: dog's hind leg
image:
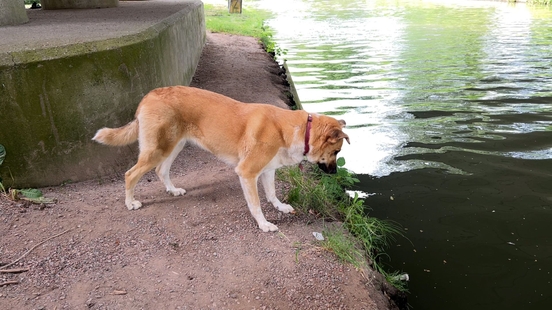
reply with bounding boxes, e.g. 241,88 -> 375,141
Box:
155,139 -> 187,196
260,170 -> 295,214
125,149 -> 166,210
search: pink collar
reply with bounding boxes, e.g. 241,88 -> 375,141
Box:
303,114 -> 313,156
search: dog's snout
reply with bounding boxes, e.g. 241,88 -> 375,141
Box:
318,163 -> 337,174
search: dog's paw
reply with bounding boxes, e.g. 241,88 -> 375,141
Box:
259,221 -> 279,232
126,200 -> 142,210
168,188 -> 186,196
276,203 -> 295,214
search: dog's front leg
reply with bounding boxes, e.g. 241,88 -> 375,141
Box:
238,176 -> 279,232
260,170 -> 295,214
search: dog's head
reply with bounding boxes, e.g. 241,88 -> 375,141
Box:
308,115 -> 350,174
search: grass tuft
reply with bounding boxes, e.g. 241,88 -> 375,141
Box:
278,158 -> 409,291
321,226 -> 366,269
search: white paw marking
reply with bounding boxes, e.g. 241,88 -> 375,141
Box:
168,188 -> 186,196
126,200 -> 142,210
259,221 -> 279,232
277,203 -> 295,214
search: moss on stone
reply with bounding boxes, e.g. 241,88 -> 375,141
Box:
0,3 -> 206,187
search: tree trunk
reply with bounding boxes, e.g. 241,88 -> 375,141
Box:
228,0 -> 242,14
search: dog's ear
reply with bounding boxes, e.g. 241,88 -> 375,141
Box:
328,128 -> 350,144
338,119 -> 346,127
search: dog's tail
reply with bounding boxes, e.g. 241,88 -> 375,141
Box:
92,120 -> 138,146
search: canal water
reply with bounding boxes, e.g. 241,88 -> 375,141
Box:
257,0 -> 552,309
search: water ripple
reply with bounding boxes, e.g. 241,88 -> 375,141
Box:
263,0 -> 552,175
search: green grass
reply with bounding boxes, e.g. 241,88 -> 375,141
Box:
0,144 -> 54,204
204,4 -> 285,57
205,4 -> 272,38
527,0 -> 551,5
321,226 -> 366,269
278,159 -> 409,292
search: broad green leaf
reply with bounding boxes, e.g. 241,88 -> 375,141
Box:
337,157 -> 346,167
18,188 -> 43,199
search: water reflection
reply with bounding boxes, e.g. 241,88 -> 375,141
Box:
257,0 -> 552,309
259,0 -> 409,176
261,0 -> 552,176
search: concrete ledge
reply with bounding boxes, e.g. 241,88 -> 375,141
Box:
42,0 -> 119,10
0,0 -> 206,187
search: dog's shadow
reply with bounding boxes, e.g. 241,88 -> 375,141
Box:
135,177 -> 242,208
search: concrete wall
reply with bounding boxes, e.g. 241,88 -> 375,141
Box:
0,3 -> 205,188
0,0 -> 28,26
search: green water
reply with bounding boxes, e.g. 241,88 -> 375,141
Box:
259,0 -> 552,309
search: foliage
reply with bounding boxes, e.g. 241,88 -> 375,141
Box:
0,144 -> 54,204
321,226 -> 366,269
4,188 -> 55,204
259,26 -> 287,59
17,188 -> 43,199
527,0 -> 551,5
278,158 -> 408,291
204,3 -> 286,59
279,158 -> 360,219
204,4 -> 272,38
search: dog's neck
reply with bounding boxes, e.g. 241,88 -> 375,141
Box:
303,114 -> 313,156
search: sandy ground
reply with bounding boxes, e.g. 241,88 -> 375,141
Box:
0,32 -> 402,309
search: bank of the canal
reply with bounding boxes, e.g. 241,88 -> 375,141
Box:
259,0 -> 552,309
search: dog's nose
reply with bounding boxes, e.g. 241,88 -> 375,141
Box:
318,163 -> 337,174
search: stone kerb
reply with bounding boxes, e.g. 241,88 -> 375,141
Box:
42,0 -> 119,10
0,2 -> 206,187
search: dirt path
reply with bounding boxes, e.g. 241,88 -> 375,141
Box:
0,33 -> 399,309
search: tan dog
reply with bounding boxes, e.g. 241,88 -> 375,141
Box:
93,86 -> 349,232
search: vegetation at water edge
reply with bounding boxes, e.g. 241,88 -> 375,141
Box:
278,158 -> 409,292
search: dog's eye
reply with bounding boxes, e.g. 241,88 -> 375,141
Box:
334,150 -> 340,155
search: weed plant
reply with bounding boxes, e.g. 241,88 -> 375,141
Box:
0,144 -> 54,203
320,226 -> 366,269
278,158 -> 408,291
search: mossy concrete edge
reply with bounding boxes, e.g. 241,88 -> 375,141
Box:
283,61 -> 302,110
0,2 -> 206,188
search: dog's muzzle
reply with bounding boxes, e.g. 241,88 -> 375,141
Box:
318,163 -> 337,174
